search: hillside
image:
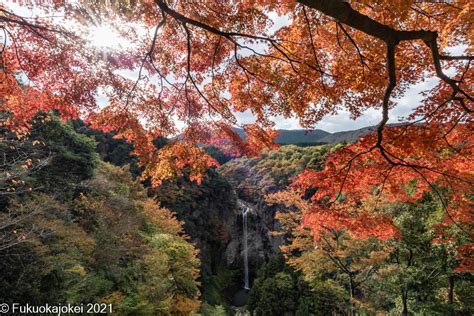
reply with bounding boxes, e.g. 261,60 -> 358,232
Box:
0,116 -> 201,314
319,126 -> 377,143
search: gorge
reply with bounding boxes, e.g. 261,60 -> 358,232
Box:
1,118 -> 472,315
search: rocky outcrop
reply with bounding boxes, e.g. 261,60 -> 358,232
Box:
149,170 -> 282,292
150,172 -> 281,263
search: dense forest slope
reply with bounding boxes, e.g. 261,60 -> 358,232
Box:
0,116 -> 200,314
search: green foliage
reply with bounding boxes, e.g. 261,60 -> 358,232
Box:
0,114 -> 97,207
200,266 -> 239,307
31,115 -> 98,199
71,119 -> 169,177
71,119 -> 139,175
247,254 -> 338,316
204,145 -> 233,165
199,303 -> 227,316
0,118 -> 201,314
220,145 -> 330,198
369,199 -> 474,315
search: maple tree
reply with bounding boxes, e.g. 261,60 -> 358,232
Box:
1,1 -> 472,270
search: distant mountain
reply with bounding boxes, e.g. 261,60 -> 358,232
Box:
318,126 -> 377,144
233,125 -> 377,145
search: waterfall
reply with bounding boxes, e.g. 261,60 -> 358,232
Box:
242,206 -> 250,290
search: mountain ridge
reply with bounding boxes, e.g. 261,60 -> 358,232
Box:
233,125 -> 378,145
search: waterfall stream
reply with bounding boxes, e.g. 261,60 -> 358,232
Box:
242,206 -> 250,290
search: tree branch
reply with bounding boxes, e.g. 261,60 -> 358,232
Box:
297,0 -> 436,44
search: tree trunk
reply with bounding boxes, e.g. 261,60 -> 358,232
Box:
401,289 -> 408,316
448,275 -> 454,305
349,277 -> 356,316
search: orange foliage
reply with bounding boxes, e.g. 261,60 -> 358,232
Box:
1,0 -> 473,269
289,124 -> 472,268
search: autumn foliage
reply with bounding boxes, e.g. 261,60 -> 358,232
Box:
292,124 -> 473,236
1,0 -> 472,271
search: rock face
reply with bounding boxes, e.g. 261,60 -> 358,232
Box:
150,169 -> 283,290
150,169 -> 239,275
219,145 -> 330,281
151,170 -> 282,258
223,198 -> 283,285
223,197 -> 284,275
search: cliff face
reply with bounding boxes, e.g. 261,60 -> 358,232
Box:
219,145 -> 332,280
148,168 -> 274,282
149,169 -> 239,274
147,168 -> 285,295
223,198 -> 283,279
